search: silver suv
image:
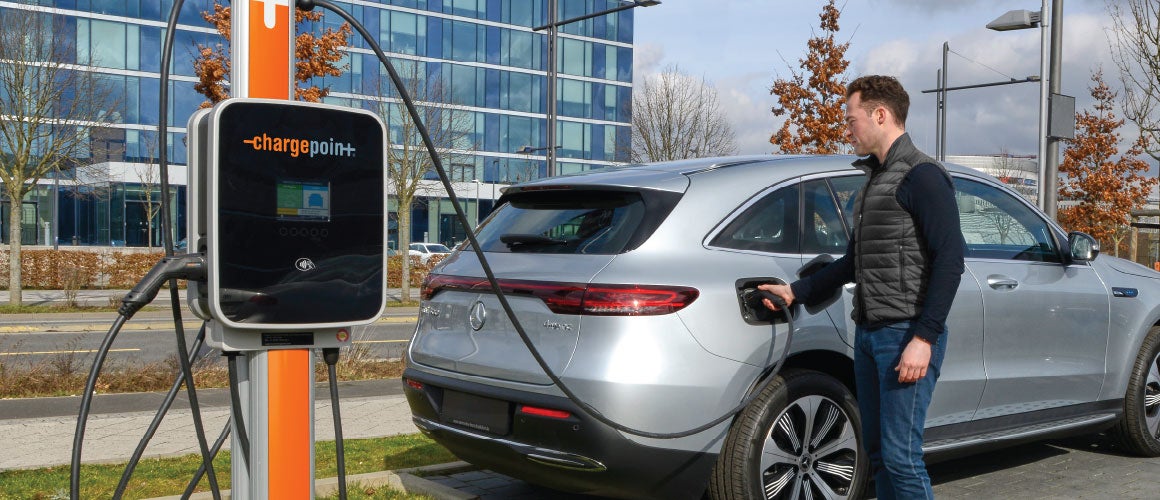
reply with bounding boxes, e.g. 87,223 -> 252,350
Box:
403,155 -> 1160,499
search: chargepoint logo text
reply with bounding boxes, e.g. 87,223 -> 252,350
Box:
242,133 -> 357,158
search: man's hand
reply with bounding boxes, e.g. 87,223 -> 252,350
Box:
756,283 -> 795,311
895,337 -> 932,383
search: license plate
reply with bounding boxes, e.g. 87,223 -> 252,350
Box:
440,390 -> 511,436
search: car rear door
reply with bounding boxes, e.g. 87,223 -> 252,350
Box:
955,177 -> 1110,420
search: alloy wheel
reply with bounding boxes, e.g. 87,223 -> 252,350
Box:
760,395 -> 858,499
1146,349 -> 1160,439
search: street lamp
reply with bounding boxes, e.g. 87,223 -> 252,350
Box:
516,144 -> 560,181
534,0 -> 661,178
988,1 -> 1064,218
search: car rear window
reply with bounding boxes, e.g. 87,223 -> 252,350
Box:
474,190 -> 675,254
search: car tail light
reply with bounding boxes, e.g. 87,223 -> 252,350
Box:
519,405 -> 572,419
421,274 -> 698,316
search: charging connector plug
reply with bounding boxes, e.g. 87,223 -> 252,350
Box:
757,289 -> 788,310
742,288 -> 789,317
120,254 -> 207,319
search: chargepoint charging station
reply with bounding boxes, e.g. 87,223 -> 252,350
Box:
187,2 -> 385,497
187,99 -> 386,349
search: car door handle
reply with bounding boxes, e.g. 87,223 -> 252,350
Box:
986,276 -> 1019,290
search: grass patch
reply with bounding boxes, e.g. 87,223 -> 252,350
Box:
0,434 -> 455,499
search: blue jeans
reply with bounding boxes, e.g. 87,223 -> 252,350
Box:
853,321 -> 947,500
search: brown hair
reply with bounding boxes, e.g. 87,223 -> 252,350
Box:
846,75 -> 910,126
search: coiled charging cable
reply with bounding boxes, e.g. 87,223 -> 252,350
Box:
305,0 -> 798,440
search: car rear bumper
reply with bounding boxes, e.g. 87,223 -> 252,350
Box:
402,368 -> 717,500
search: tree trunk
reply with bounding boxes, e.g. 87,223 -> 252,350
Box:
398,196 -> 413,302
1131,227 -> 1139,264
7,200 -> 22,307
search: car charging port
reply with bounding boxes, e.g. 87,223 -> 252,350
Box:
736,277 -> 793,326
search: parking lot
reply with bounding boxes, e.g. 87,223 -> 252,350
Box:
923,432 -> 1160,499
419,431 -> 1160,499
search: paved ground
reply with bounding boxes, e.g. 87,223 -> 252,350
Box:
418,432 -> 1160,499
2,300 -> 1159,498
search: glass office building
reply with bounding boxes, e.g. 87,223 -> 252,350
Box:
0,0 -> 635,248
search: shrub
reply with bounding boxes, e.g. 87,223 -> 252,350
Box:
104,251 -> 168,288
0,248 -> 165,290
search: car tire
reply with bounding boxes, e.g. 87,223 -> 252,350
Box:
709,369 -> 868,500
1111,326 -> 1160,457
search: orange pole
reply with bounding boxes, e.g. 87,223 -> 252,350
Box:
267,349 -> 312,498
237,1 -> 309,497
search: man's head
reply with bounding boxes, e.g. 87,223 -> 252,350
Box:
844,75 -> 910,161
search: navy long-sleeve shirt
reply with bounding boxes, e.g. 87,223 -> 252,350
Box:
790,162 -> 965,343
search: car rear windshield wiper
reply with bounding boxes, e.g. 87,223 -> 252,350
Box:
499,233 -> 567,247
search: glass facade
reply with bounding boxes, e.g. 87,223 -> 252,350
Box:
1,0 -> 634,248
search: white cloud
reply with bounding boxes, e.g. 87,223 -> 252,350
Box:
852,11 -> 1120,158
715,73 -> 778,155
632,42 -> 666,85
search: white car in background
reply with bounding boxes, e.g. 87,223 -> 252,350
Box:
409,242 -> 452,264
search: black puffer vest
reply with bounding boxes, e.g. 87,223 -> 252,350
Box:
850,134 -> 949,325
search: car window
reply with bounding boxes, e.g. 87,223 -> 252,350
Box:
428,244 -> 451,253
474,190 -> 648,254
954,178 -> 1060,263
709,183 -> 800,254
828,175 -> 866,232
801,179 -> 848,255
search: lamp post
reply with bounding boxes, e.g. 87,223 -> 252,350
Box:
516,144 -> 561,181
471,178 -> 482,227
988,1 -> 1063,218
534,0 -> 660,178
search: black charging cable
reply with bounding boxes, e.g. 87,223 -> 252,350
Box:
323,348 -> 348,500
113,323 -> 209,497
70,314 -> 128,499
184,418 -> 234,499
71,253 -> 219,499
304,0 -> 798,440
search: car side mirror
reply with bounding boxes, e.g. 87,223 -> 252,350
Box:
1068,231 -> 1100,262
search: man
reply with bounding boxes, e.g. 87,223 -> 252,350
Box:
759,75 -> 964,499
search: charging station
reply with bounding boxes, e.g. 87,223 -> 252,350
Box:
189,99 -> 386,351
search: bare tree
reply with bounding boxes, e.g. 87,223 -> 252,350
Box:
0,8 -> 116,305
1108,0 -> 1160,161
631,64 -> 738,163
988,150 -> 1037,202
375,62 -> 478,300
135,136 -> 164,248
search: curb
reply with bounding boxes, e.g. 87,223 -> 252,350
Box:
151,462 -> 479,500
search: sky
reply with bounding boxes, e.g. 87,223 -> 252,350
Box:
633,0 -> 1120,159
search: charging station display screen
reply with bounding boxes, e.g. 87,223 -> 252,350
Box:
211,100 -> 385,325
276,180 -> 331,221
